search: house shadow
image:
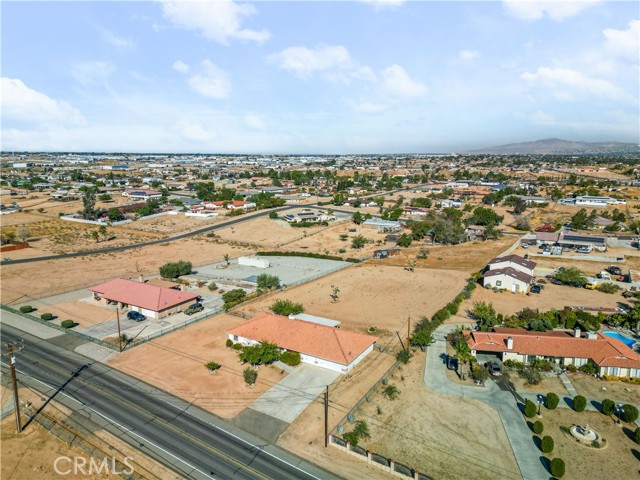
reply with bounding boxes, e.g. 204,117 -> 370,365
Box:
590,399 -> 602,412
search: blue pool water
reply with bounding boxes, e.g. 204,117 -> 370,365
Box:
603,331 -> 637,349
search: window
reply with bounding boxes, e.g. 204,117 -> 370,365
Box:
496,280 -> 502,287
233,335 -> 238,341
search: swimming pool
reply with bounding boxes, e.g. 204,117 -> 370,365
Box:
603,331 -> 637,349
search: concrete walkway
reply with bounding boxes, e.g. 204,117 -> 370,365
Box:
424,325 -> 549,480
559,373 -> 578,397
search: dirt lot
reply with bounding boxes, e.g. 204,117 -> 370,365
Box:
108,313 -> 287,419
378,236 -> 517,272
26,300 -> 115,328
536,407 -> 639,480
237,263 -> 470,338
1,239 -> 252,304
355,352 -> 520,480
458,282 -> 624,317
567,373 -> 640,405
124,212 -> 223,235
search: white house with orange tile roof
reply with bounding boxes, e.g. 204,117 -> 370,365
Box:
227,313 -> 377,374
89,279 -> 199,319
467,327 -> 640,378
227,200 -> 256,210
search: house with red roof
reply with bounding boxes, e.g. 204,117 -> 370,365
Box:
89,279 -> 199,319
227,313 -> 378,374
467,327 -> 640,378
227,200 -> 256,211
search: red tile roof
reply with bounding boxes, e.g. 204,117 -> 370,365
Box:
89,279 -> 198,312
228,313 -> 378,366
468,329 -> 640,369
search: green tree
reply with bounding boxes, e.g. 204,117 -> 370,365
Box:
204,361 -> 221,373
397,233 -> 413,247
82,188 -> 97,220
621,404 -> 639,423
239,342 -> 281,365
222,289 -> 247,310
513,197 -> 527,214
352,211 -> 364,224
159,261 -> 192,279
571,208 -> 591,229
524,400 -> 537,418
91,230 -> 100,243
107,208 -> 124,222
572,395 -> 587,412
351,235 -> 366,249
471,364 -> 490,384
352,420 -> 370,442
257,274 -> 280,290
410,328 -> 433,349
243,367 -> 257,386
467,206 -> 504,226
550,458 -> 565,478
270,299 -> 304,316
555,267 -> 588,287
601,399 -> 615,415
545,392 -> 559,410
533,421 -> 544,435
98,224 -> 108,241
470,301 -> 498,331
540,435 -> 554,453
98,193 -> 112,202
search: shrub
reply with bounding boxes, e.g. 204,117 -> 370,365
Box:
225,339 -> 234,348
601,398 -> 615,416
550,458 -> 565,478
634,427 -> 640,445
268,211 -> 278,219
40,313 -> 53,321
280,351 -> 301,366
597,282 -> 620,294
533,421 -> 544,435
208,282 -> 218,291
232,343 -> 243,350
396,349 -> 412,364
159,260 -> 192,279
524,400 -> 537,418
243,367 -> 257,386
572,395 -> 587,412
270,299 -> 304,316
382,384 -> 400,400
520,367 -> 542,385
621,404 -> 639,423
222,289 -> 247,310
204,361 -> 221,372
566,364 -> 577,373
61,320 -> 75,328
540,435 -> 554,453
19,305 -> 33,313
256,273 -> 280,290
546,392 -> 559,410
503,359 -> 525,371
578,361 -> 597,375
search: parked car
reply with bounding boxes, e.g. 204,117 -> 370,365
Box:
484,361 -> 502,376
127,311 -> 146,322
446,355 -> 458,371
530,285 -> 542,294
184,302 -> 204,315
607,265 -> 622,276
585,280 -> 599,290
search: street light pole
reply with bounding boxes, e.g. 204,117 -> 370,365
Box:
537,394 -> 544,416
616,404 -> 623,425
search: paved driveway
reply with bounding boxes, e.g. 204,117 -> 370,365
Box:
425,324 -> 549,480
250,364 -> 340,423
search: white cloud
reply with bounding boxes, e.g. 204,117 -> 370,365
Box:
529,110 -> 556,124
172,60 -> 190,73
161,0 -> 269,45
267,45 -> 361,80
244,114 -> 266,130
379,64 -> 427,99
171,119 -> 215,142
502,0 -> 602,21
602,19 -> 639,63
186,60 -> 231,99
100,28 -> 134,50
349,100 -> 388,114
71,61 -> 115,85
1,77 -> 86,126
130,71 -> 153,82
459,50 -> 480,61
521,67 -> 635,103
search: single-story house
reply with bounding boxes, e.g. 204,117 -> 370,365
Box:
373,248 -> 401,259
122,189 -> 163,201
89,279 -> 199,319
227,201 -> 256,210
467,327 -> 640,378
227,313 -> 378,374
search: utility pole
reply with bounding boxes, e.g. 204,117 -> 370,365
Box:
116,308 -> 122,352
324,385 -> 329,447
7,344 -> 22,433
407,316 -> 411,347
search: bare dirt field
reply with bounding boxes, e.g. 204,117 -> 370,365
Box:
379,236 -> 517,271
355,352 -> 521,480
509,373 -> 569,395
214,216 -> 328,249
1,239 -> 252,304
26,300 -> 115,328
124,212 -> 223,235
237,263 -> 470,338
535,407 -> 639,480
458,282 -> 624,317
567,373 -> 640,405
108,313 -> 286,419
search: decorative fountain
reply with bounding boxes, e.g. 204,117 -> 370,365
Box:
569,423 -> 605,448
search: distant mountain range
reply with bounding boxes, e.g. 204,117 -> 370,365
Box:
467,138 -> 640,155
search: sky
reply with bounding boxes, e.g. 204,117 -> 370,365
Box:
1,0 -> 638,154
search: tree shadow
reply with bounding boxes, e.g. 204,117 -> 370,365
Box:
590,399 -> 602,412
517,402 -> 526,415
632,449 -> 640,462
527,420 -> 534,432
533,435 -> 542,450
563,396 -> 573,408
539,455 -> 551,474
622,426 -> 638,442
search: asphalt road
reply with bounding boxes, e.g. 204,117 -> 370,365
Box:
1,323 -> 341,480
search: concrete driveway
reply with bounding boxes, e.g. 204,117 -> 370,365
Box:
250,364 -> 340,423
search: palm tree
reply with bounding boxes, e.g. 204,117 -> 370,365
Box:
453,341 -> 475,380
224,254 -> 230,266
352,420 -> 370,441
